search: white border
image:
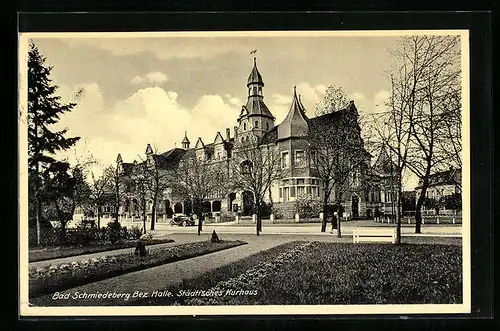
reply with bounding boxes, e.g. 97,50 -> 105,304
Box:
18,29 -> 471,317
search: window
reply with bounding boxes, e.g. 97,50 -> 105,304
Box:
253,87 -> 258,95
297,179 -> 305,185
290,186 -> 296,198
255,121 -> 259,128
306,186 -> 311,194
266,122 -> 270,130
297,186 -> 305,196
295,150 -> 305,168
279,188 -> 283,198
243,122 -> 247,131
281,152 -> 290,169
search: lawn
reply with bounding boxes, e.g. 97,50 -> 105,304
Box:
29,239 -> 175,262
29,240 -> 246,298
137,242 -> 462,306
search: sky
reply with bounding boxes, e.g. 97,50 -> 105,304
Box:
24,32 -> 410,184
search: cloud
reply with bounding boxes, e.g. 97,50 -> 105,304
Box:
373,90 -> 390,109
130,72 -> 169,85
130,76 -> 143,84
52,84 -> 239,170
295,82 -> 327,112
223,94 -> 242,106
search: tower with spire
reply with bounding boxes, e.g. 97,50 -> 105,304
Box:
181,131 -> 190,149
236,57 -> 275,146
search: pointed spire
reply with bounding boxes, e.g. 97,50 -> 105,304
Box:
247,57 -> 264,87
182,131 -> 190,149
116,154 -> 122,163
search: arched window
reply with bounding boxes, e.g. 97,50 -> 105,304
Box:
266,122 -> 270,130
255,121 -> 259,128
243,122 -> 247,131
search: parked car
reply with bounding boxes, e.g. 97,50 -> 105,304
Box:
170,213 -> 195,226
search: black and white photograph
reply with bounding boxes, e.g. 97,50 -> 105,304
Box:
18,29 -> 470,316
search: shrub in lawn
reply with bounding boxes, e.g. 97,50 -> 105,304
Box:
107,221 -> 124,244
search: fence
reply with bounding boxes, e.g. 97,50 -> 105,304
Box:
28,226 -> 142,248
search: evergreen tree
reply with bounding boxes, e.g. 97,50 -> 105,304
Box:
27,42 -> 80,244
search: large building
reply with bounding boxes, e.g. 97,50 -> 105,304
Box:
112,58 -> 398,222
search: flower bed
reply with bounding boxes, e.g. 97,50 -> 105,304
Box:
29,238 -> 175,262
29,240 -> 246,298
195,243 -> 463,305
183,242 -> 314,306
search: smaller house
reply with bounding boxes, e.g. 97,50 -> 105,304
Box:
414,167 -> 462,211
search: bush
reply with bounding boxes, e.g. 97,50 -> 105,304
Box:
294,195 -> 321,218
107,221 -> 124,244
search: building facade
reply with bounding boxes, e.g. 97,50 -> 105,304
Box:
111,58 -> 398,222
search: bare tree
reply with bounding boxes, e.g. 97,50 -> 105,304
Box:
103,160 -> 129,225
397,36 -> 461,233
314,85 -> 349,116
137,144 -> 175,231
89,171 -> 112,229
174,152 -> 226,235
368,35 -> 461,234
231,141 -> 285,236
307,102 -> 368,236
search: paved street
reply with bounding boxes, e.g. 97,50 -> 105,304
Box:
150,220 -> 462,236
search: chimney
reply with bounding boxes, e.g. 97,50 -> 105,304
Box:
234,126 -> 238,140
226,128 -> 231,141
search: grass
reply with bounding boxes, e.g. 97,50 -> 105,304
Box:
223,243 -> 463,305
135,242 -> 462,306
29,239 -> 175,262
29,240 -> 246,298
132,241 -> 305,306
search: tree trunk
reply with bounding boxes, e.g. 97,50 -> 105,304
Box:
35,195 -> 41,246
95,207 -> 100,229
396,184 -> 403,244
321,192 -> 329,233
256,200 -> 262,235
194,200 -> 203,236
336,198 -> 342,238
142,201 -> 147,234
415,185 -> 428,234
150,203 -> 156,231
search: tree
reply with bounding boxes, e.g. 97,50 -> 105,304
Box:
27,42 -> 80,244
394,36 -> 461,233
174,152 -> 226,235
138,144 -> 175,231
231,141 -> 285,235
89,171 -> 112,229
307,101 -> 368,237
102,159 -> 128,225
314,85 -> 349,116
41,161 -> 91,239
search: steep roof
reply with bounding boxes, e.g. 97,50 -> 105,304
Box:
121,162 -> 134,175
277,87 -> 310,140
247,57 -> 264,86
243,98 -> 275,119
415,168 -> 462,189
153,148 -> 187,170
181,131 -> 190,144
372,145 -> 396,175
260,125 -> 278,145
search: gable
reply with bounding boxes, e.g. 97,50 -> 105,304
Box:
214,131 -> 224,144
195,137 -> 205,149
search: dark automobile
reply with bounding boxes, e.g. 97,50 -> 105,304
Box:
170,213 -> 195,226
